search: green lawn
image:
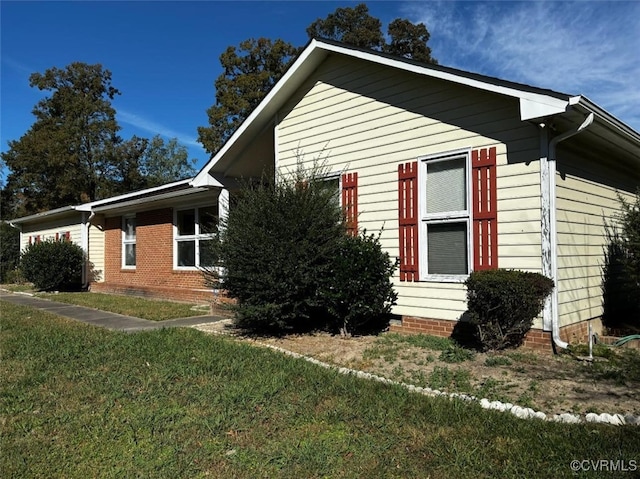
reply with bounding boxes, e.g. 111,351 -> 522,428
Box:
1,301 -> 639,478
34,291 -> 209,321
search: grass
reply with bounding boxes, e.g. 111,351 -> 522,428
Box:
2,301 -> 640,478
32,291 -> 207,321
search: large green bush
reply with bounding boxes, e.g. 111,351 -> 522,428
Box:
203,167 -> 397,335
20,239 -> 84,291
205,170 -> 345,333
0,222 -> 20,283
323,231 -> 397,336
465,269 -> 554,351
602,190 -> 640,331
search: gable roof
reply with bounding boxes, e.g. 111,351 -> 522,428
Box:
192,38 -> 640,186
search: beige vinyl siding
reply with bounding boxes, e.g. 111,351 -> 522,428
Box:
277,54 -> 542,321
555,152 -> 638,327
20,218 -> 83,251
89,217 -> 105,282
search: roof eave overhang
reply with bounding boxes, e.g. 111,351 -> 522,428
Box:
192,39 -> 640,184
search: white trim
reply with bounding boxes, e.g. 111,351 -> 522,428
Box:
418,148 -> 472,281
121,215 -> 136,269
173,203 -> 218,271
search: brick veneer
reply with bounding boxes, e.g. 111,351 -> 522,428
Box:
93,208 -> 214,303
389,315 -> 601,351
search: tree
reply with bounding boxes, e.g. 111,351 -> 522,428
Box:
198,4 -> 437,156
2,63 -> 198,218
385,18 -> 437,64
306,3 -> 384,49
197,38 -> 301,155
2,63 -> 122,215
139,136 -> 197,187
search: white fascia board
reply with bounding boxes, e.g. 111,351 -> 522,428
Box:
519,97 -> 570,121
189,173 -> 225,188
192,39 -> 327,186
90,187 -> 210,213
10,205 -> 79,224
87,178 -> 194,208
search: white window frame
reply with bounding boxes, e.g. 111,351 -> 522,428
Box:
418,149 -> 472,282
122,215 -> 136,269
321,172 -> 342,207
173,204 -> 218,270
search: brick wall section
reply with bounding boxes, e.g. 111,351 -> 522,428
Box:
389,315 -> 599,352
96,208 -> 212,303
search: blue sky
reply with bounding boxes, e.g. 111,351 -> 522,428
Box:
2,1 -> 639,173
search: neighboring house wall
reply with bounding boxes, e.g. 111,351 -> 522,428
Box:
93,207 -> 213,302
555,149 -> 639,339
276,55 -> 543,325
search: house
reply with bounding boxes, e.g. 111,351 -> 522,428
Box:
11,179 -> 223,302
191,39 -> 640,349
12,39 -> 640,349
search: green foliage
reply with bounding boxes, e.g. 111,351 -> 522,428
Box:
198,5 -> 437,156
438,344 -> 475,363
602,190 -> 640,330
323,231 -> 397,335
203,166 -> 397,335
20,239 -> 84,291
205,167 -> 345,332
306,3 -> 385,49
197,38 -> 300,155
1,63 -> 197,218
4,303 -> 639,479
385,18 -> 437,64
465,269 -> 554,351
0,222 -> 20,282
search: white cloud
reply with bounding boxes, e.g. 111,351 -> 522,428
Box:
118,109 -> 205,151
403,1 -> 640,130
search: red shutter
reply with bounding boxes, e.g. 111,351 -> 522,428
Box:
472,147 -> 498,270
55,232 -> 60,241
65,231 -> 71,242
398,162 -> 419,281
29,236 -> 32,245
36,235 -> 41,244
341,172 -> 358,236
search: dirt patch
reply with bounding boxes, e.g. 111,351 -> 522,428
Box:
195,323 -> 639,417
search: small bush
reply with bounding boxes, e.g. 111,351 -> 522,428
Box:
323,231 -> 397,336
465,269 -> 554,351
20,239 -> 84,291
602,190 -> 640,331
0,222 -> 20,283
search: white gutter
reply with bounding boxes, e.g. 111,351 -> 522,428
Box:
546,113 -> 594,350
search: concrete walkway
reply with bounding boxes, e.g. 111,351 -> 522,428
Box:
0,291 -> 227,332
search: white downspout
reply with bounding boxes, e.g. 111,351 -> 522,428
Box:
547,113 -> 594,350
82,212 -> 95,289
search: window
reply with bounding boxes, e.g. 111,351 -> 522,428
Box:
420,152 -> 471,277
175,205 -> 218,268
122,216 -> 136,268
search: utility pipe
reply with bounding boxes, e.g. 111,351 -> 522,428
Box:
547,113 -> 594,350
82,211 -> 96,289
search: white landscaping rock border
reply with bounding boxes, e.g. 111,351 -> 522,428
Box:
193,322 -> 640,427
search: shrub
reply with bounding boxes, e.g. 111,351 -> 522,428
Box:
602,190 -> 640,331
204,169 -> 345,333
0,222 -> 20,283
322,231 -> 397,336
20,239 -> 84,291
465,269 -> 554,351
